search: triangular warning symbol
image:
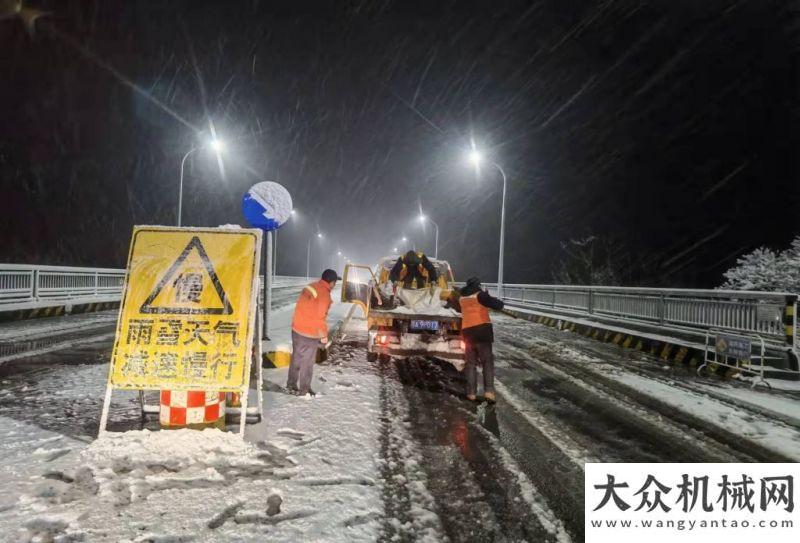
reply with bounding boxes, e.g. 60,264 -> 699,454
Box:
139,236 -> 233,315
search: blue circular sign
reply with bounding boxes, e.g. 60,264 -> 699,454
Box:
242,181 -> 293,231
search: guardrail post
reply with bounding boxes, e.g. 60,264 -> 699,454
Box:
587,289 -> 594,314
551,288 -> 556,308
784,295 -> 797,352
659,293 -> 665,325
32,269 -> 39,301
94,271 -> 99,295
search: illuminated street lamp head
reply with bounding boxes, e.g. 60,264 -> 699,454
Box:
337,251 -> 342,256
317,232 -> 323,239
418,214 -> 427,223
402,236 -> 407,242
468,149 -> 482,167
209,138 -> 225,153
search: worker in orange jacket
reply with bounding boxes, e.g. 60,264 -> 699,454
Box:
287,269 -> 338,396
459,276 -> 504,403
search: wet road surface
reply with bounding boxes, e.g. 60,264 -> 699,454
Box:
2,302 -> 797,542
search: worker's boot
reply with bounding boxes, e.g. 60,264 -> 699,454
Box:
484,391 -> 496,403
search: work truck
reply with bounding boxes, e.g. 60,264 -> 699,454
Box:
341,256 -> 465,366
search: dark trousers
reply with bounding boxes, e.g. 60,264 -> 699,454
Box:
287,331 -> 319,394
465,341 -> 494,395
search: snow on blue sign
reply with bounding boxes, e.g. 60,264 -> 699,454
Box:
242,181 -> 293,231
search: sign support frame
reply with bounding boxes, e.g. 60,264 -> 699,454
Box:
264,231 -> 272,340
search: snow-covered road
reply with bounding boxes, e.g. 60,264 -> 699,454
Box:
1,297 -> 798,541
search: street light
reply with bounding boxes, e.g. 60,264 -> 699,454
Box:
467,149 -> 508,298
468,150 -> 482,168
210,139 -> 225,153
177,137 -> 225,226
417,214 -> 439,259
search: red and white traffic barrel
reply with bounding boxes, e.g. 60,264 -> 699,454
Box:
159,390 -> 226,429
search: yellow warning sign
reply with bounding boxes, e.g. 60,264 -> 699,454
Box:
109,227 -> 261,391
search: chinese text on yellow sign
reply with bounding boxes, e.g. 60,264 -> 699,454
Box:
110,227 -> 261,391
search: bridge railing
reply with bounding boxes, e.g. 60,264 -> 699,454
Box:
0,264 -> 126,309
461,282 -> 797,351
0,263 -> 311,312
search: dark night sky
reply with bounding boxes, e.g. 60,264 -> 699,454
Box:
1,0 -> 798,286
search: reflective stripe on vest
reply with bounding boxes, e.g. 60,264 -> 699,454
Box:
292,281 -> 329,338
460,294 -> 490,329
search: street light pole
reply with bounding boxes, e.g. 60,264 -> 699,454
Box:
177,147 -> 198,226
467,151 -> 508,299
306,237 -> 311,281
489,162 -> 507,298
418,216 -> 439,259
177,138 -> 225,227
307,232 -> 322,281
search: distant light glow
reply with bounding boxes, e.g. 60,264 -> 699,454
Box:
290,209 -> 296,215
337,251 -> 342,256
402,236 -> 407,242
393,247 -> 398,252
317,233 -> 323,239
418,214 -> 427,222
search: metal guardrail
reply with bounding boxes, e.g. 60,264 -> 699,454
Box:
0,264 -> 126,310
0,264 -> 310,312
459,282 -> 798,352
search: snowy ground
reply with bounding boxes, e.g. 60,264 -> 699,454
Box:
1,295 -> 799,541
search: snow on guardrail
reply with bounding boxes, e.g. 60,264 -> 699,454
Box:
0,264 -> 309,312
454,281 -> 798,352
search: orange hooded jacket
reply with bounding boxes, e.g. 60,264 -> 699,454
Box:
291,279 -> 332,338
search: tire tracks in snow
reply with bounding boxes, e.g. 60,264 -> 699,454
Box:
392,356 -> 574,542
376,356 -> 444,542
497,332 -> 781,462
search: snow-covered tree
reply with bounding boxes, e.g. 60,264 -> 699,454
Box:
776,236 -> 800,291
721,236 -> 800,292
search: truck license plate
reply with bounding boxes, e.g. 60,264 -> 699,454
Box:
410,320 -> 438,331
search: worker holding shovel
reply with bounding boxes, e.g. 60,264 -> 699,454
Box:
458,276 -> 504,403
286,269 -> 338,396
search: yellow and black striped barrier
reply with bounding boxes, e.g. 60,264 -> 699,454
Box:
507,308 -> 706,369
0,301 -> 120,323
784,297 -> 795,347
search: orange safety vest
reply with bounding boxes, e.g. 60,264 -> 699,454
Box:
460,293 -> 491,329
291,280 -> 332,338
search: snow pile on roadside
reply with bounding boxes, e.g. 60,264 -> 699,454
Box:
13,428 -> 297,542
86,428 -> 254,476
